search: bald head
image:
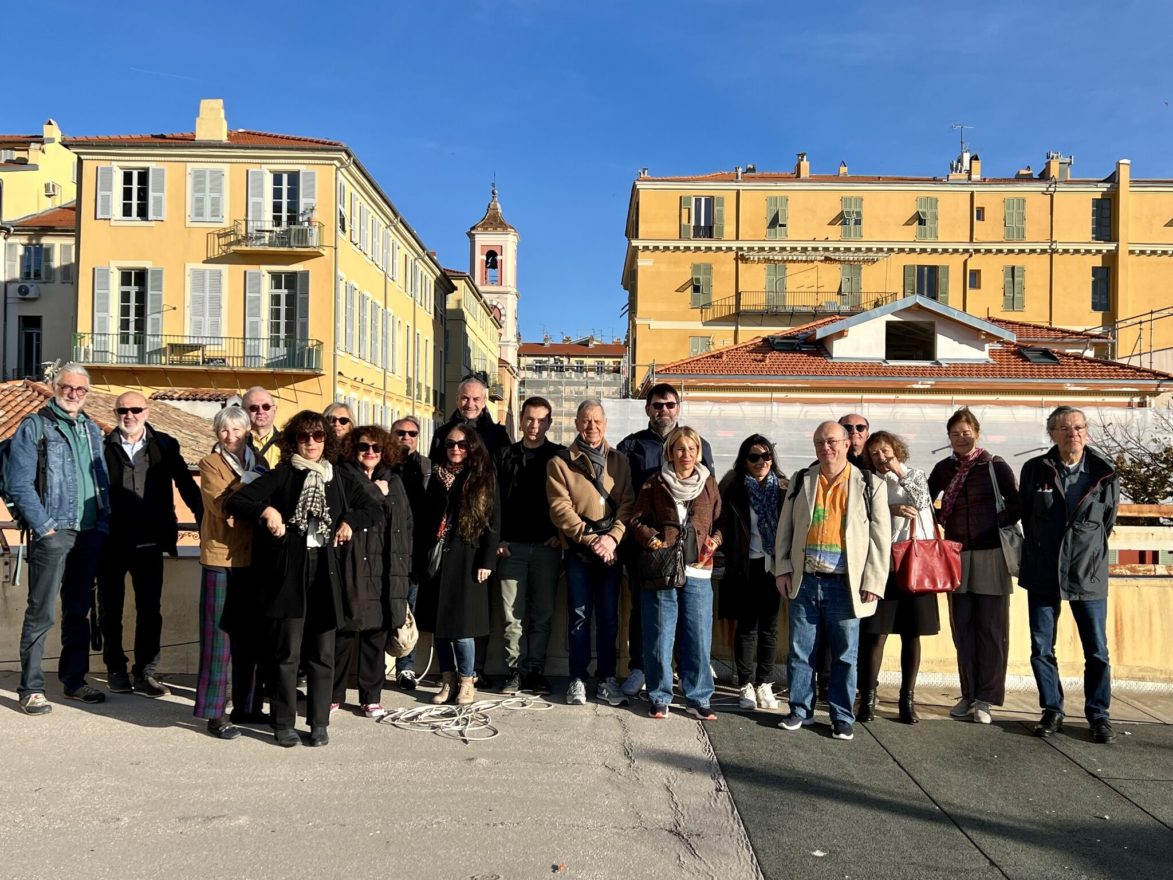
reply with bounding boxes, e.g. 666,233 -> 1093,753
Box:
115,391 -> 149,441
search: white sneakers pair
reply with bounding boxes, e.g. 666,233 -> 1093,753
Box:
950,697 -> 993,724
738,682 -> 779,710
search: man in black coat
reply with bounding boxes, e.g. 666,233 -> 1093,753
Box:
428,376 -> 511,461
98,392 -> 203,697
1020,406 -> 1120,744
390,415 -> 431,690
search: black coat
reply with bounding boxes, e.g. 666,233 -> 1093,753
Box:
928,451 -> 1020,551
715,473 -> 784,620
495,439 -> 564,543
225,462 -> 382,624
413,470 -> 501,640
103,425 -> 204,554
393,451 -> 431,582
428,410 -> 511,461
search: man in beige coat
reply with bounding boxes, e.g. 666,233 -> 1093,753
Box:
774,421 -> 890,740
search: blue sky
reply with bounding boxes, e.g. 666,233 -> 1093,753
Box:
8,0 -> 1173,342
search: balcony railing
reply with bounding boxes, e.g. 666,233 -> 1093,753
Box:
72,333 -> 324,372
700,290 -> 900,322
489,383 -> 504,401
215,220 -> 324,255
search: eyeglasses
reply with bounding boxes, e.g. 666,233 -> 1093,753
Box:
356,441 -> 382,454
248,403 -> 274,413
296,430 -> 326,443
396,429 -> 419,438
1054,425 -> 1087,434
745,451 -> 773,464
328,416 -> 351,426
650,401 -> 678,411
446,439 -> 470,450
58,384 -> 89,397
115,407 -> 145,416
841,423 -> 869,433
814,438 -> 848,447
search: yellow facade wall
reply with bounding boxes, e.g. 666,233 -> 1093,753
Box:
0,121 -> 76,223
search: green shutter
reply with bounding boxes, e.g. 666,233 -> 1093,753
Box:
713,196 -> 725,239
1002,266 -> 1025,310
41,245 -> 54,283
840,264 -> 862,306
1014,266 -> 1025,310
903,265 -> 916,297
1004,198 -> 1025,241
841,196 -> 862,239
1002,266 -> 1014,310
691,263 -> 712,308
680,195 -> 691,239
917,196 -> 938,240
766,195 -> 789,240
766,264 -> 787,308
938,265 -> 949,306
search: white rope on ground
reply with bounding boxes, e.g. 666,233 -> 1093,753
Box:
378,695 -> 553,743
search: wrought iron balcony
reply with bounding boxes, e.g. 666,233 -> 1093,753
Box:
699,290 -> 899,321
72,333 -> 324,372
215,220 -> 325,256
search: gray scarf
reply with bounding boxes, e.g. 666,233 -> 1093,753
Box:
289,455 -> 334,544
574,436 -> 608,494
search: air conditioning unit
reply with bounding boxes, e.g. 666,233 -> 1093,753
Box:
43,181 -> 60,198
9,282 -> 41,300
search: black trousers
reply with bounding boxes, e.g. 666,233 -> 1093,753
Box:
266,550 -> 336,729
97,544 -> 165,677
332,628 -> 388,705
733,558 -> 782,686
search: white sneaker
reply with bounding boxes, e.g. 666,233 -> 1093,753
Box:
973,700 -> 992,724
597,677 -> 629,707
621,668 -> 646,697
755,683 -> 780,710
950,698 -> 973,719
362,703 -> 387,719
738,683 -> 757,709
566,678 -> 587,706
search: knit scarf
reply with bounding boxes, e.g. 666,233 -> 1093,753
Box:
940,447 -> 985,520
660,462 -> 710,504
744,472 -> 780,551
574,436 -> 608,494
288,454 -> 334,544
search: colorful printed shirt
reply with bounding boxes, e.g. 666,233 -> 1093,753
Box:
804,464 -> 851,574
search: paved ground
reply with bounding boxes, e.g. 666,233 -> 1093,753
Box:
2,670 -> 1170,880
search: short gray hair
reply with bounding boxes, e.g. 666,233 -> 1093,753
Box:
458,376 -> 489,396
53,362 -> 90,386
213,405 -> 251,435
392,415 -> 421,430
576,398 -> 605,420
1046,406 -> 1086,431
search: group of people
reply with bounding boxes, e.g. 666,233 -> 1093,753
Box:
7,364 -> 1121,748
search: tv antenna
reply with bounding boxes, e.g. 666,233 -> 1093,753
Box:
951,122 -> 973,154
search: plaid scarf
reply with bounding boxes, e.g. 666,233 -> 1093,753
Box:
288,454 -> 334,543
940,447 -> 985,520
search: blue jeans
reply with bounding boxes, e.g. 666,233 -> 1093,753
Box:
565,552 -> 621,681
396,582 -> 420,672
787,572 -> 860,723
1028,593 -> 1111,722
498,542 -> 562,672
436,637 -> 475,677
641,575 -> 714,709
19,528 -> 106,698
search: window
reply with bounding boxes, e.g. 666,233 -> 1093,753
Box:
121,168 -> 149,220
1092,198 -> 1113,242
1003,197 -> 1025,241
903,264 -> 949,303
680,195 -> 724,239
268,272 -> 299,348
916,197 -> 938,240
358,295 -> 369,360
689,336 -> 712,356
840,264 -> 862,307
691,196 -> 714,238
1002,265 -> 1026,311
17,315 -> 42,379
975,207 -> 985,222
690,263 -> 713,308
840,196 -> 862,239
765,264 -> 787,309
1092,266 -> 1111,312
271,172 -> 300,228
118,269 -> 148,347
485,250 -> 499,285
189,168 -> 225,222
885,320 -> 936,361
337,180 -> 347,232
968,269 -> 981,290
20,245 -> 54,282
766,196 -> 788,240
189,267 -> 224,339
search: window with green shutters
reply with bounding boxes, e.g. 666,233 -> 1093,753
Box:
766,196 -> 788,239
689,336 -> 712,356
765,264 -> 787,309
841,196 -> 862,239
690,263 -> 713,307
902,264 -> 949,304
840,264 -> 862,307
1092,198 -> 1113,242
1002,265 -> 1026,311
1091,266 -> 1111,311
1004,198 -> 1026,241
680,196 -> 724,239
915,196 -> 938,240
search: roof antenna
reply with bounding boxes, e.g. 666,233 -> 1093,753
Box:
950,122 -> 972,155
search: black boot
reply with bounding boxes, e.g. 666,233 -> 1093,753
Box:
898,690 -> 919,724
856,689 -> 877,723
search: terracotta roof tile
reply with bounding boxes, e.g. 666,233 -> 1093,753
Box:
10,202 -> 76,230
988,317 -> 1109,342
149,388 -> 238,403
519,342 -> 627,358
0,135 -> 40,146
64,129 -> 344,148
469,186 -> 516,233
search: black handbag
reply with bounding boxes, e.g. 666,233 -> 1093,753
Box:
425,513 -> 451,578
638,508 -> 696,590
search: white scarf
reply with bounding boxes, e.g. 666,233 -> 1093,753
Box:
659,462 -> 710,503
214,442 -> 259,484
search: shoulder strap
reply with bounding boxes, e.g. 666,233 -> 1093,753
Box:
786,467 -> 808,501
987,460 -> 1006,513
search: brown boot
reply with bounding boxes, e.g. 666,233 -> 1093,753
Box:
432,671 -> 455,705
456,675 -> 476,706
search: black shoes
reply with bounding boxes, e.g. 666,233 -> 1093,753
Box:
107,671 -> 132,694
523,671 -> 552,695
1090,718 -> 1117,744
64,684 -> 106,704
309,725 -> 329,747
207,718 -> 241,740
898,690 -> 920,725
856,689 -> 877,723
274,728 -> 301,748
133,675 -> 171,698
396,670 -> 418,691
1034,709 -> 1064,738
229,709 -> 272,725
831,720 -> 855,741
500,670 -> 522,695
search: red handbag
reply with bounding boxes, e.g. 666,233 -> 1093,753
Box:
890,510 -> 962,594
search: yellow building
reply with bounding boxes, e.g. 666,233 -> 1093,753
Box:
64,99 -> 450,448
0,119 -> 77,224
622,151 -> 1173,386
442,268 -> 504,422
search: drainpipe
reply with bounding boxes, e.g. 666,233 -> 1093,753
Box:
1,222 -> 15,380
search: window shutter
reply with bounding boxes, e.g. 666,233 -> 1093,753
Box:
207,269 -> 223,337
392,239 -> 400,281
336,275 -> 346,353
59,244 -> 74,282
360,204 -> 369,253
148,167 -> 166,220
245,269 -> 264,338
383,309 -> 391,369
190,168 -> 208,221
713,197 -> 725,239
679,195 -> 692,239
346,283 -> 356,352
371,303 -> 380,366
840,264 -> 862,305
4,242 -> 18,283
359,296 -> 368,359
766,195 -> 788,239
299,170 -> 316,222
146,268 -> 164,340
1014,266 -> 1025,310
917,196 -> 938,240
247,169 -> 265,232
96,165 -> 114,219
841,196 -> 862,239
765,264 -> 787,308
383,229 -> 392,276
690,263 -> 713,308
1002,266 -> 1014,310
207,169 -> 224,222
927,198 -> 938,239
295,272 -> 310,342
937,265 -> 949,306
903,265 -> 916,297
190,269 -> 207,337
93,266 -> 111,337
41,245 -> 54,282
338,180 -> 346,230
1004,198 -> 1025,241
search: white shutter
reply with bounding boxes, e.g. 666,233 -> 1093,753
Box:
207,169 -> 224,222
190,269 -> 208,337
146,268 -> 164,340
383,229 -> 392,277
96,165 -> 114,219
148,167 -> 166,220
4,242 -> 19,283
93,266 -> 111,339
349,192 -> 358,243
41,245 -> 55,282
370,303 -> 380,366
59,244 -> 74,283
360,203 -> 369,253
337,179 -> 346,230
346,283 -> 356,352
207,268 -> 223,337
382,308 -> 390,369
335,274 -> 346,353
190,168 -> 208,221
247,169 -> 265,232
299,170 -> 316,222
245,270 -> 264,336
358,295 -> 368,360
392,239 -> 399,281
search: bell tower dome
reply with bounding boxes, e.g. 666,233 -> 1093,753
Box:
468,184 -> 520,368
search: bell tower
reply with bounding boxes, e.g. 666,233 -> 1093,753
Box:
468,184 -> 520,368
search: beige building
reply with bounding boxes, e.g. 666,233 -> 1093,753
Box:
0,119 -> 76,224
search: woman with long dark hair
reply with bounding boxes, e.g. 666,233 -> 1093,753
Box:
414,424 -> 500,706
716,434 -> 786,711
226,410 -> 382,747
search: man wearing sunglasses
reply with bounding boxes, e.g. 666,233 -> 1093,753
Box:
243,386 -> 281,471
428,375 -> 510,462
98,391 -> 204,697
389,416 -> 431,690
615,383 -> 713,697
838,414 -> 873,472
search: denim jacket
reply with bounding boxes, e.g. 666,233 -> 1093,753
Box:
7,407 -> 111,538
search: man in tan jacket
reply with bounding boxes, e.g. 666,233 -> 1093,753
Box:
547,400 -> 633,708
774,421 -> 890,740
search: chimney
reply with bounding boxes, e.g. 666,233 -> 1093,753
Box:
1015,165 -> 1033,179
795,152 -> 810,178
745,163 -> 756,174
968,154 -> 982,181
735,165 -> 743,181
195,98 -> 228,142
838,160 -> 849,177
42,119 -> 61,142
1041,152 -> 1062,180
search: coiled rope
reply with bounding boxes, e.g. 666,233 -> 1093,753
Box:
378,696 -> 553,743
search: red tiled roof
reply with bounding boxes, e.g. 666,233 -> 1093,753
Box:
64,129 -> 344,148
11,202 -> 76,230
988,318 -> 1109,342
469,187 -> 516,233
519,342 -> 627,358
149,388 -> 237,402
0,135 -> 40,146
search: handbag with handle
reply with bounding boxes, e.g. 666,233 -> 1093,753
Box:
987,461 -> 1023,577
890,507 -> 963,594
387,607 -> 419,658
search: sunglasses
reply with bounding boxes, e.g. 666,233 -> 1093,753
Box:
396,429 -> 419,438
745,451 -> 773,464
445,439 -> 470,450
328,416 -> 351,425
650,401 -> 678,410
296,430 -> 326,443
115,407 -> 145,416
248,403 -> 274,413
842,423 -> 869,433
357,442 -> 382,454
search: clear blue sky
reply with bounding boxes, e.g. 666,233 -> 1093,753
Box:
7,0 -> 1173,342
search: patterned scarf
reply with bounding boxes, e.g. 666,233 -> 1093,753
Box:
744,472 -> 780,551
433,461 -> 465,491
940,447 -> 985,520
288,454 -> 334,544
